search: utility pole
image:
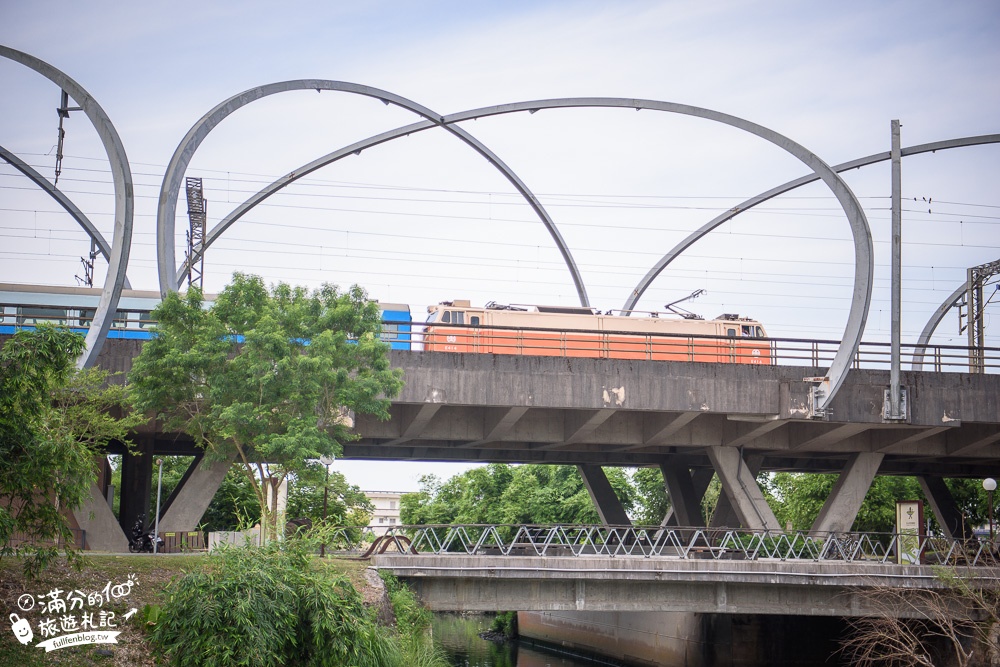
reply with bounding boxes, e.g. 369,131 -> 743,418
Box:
885,120 -> 907,421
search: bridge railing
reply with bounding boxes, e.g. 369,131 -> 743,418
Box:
3,309 -> 996,373
328,524 -> 1000,567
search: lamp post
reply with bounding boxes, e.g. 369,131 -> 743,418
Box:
154,458 -> 164,554
984,478 -> 997,545
319,454 -> 335,557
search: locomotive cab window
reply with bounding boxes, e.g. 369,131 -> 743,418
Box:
470,316 -> 480,326
727,328 -> 736,337
742,325 -> 751,337
442,311 -> 464,325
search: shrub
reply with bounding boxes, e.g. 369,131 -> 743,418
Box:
153,541 -> 369,666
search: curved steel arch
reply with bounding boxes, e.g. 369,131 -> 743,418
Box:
911,282 -> 969,371
623,134 -> 1000,314
0,145 -> 131,289
434,98 -> 871,415
0,46 -> 134,368
157,81 -> 589,306
159,94 -> 871,413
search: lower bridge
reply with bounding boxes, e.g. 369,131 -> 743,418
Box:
373,554 -> 996,617
360,524 -> 1000,617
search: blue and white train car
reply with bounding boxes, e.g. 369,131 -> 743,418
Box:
0,283 -> 412,348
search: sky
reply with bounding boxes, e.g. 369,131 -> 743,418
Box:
1,0 -> 998,491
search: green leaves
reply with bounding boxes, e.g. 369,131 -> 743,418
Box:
0,327 -> 140,577
129,274 -> 403,542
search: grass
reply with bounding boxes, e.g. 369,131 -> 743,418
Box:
0,553 -> 378,667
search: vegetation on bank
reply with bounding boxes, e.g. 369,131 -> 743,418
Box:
0,542 -> 446,667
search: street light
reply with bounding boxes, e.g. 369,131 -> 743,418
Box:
319,454 -> 335,557
154,458 -> 164,554
983,477 -> 996,544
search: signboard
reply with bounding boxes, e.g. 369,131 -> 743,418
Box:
895,500 -> 924,565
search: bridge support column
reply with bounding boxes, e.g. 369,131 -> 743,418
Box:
707,447 -> 779,531
158,452 -> 236,533
810,452 -> 883,534
119,435 -> 153,534
918,476 -> 973,540
659,463 -> 706,527
711,454 -> 763,529
578,465 -> 631,526
72,483 -> 129,552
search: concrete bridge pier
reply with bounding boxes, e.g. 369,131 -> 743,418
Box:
707,447 -> 780,531
578,464 -> 631,525
810,452 -> 883,534
919,475 -> 975,539
158,453 -> 236,533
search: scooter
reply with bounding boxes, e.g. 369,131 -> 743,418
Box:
128,517 -> 165,553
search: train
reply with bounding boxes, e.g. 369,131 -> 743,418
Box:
0,285 -> 769,364
420,299 -> 770,364
0,284 -> 412,350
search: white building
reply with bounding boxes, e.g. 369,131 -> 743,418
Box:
364,490 -> 402,535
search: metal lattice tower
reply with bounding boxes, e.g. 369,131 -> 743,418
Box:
968,259 -> 1000,373
185,177 -> 207,289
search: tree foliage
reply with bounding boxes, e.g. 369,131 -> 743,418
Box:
400,464 -> 635,525
152,537 -> 443,667
0,327 -> 141,576
130,274 -> 403,541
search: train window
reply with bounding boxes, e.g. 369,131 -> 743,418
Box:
380,323 -> 398,342
453,312 -> 464,325
727,328 -> 736,337
755,326 -> 764,338
742,325 -> 751,337
425,310 -> 439,323
442,311 -> 451,324
470,316 -> 480,326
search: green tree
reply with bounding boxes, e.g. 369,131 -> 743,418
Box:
769,473 -> 928,533
129,274 -> 403,542
400,464 -> 635,525
0,327 -> 141,576
285,460 -> 373,527
632,467 -> 670,525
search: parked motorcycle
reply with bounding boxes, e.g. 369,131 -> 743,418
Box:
128,517 -> 165,553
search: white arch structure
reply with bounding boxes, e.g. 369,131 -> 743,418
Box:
0,45 -> 134,368
158,94 -> 871,415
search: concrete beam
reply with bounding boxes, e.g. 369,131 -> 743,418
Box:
466,406 -> 530,446
541,409 -> 617,450
707,447 -> 779,531
876,426 -> 949,453
72,483 -> 129,552
158,453 -> 236,533
946,425 -> 1000,456
385,403 -> 443,445
810,452 -> 884,534
641,412 -> 700,447
723,417 -> 786,448
918,476 -> 974,541
659,462 -> 705,527
790,423 -> 870,451
577,465 -> 631,526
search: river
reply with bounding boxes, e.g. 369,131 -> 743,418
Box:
433,613 -> 609,667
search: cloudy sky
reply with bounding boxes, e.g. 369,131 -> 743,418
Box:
2,1 -> 998,490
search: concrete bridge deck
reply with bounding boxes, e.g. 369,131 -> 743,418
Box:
372,554 -> 1000,617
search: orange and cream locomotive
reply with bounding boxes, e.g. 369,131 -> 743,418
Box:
419,300 -> 770,364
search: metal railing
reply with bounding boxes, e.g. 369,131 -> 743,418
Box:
3,308 -> 995,373
325,524 -> 1000,567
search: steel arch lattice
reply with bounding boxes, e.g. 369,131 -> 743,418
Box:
0,45 -> 134,368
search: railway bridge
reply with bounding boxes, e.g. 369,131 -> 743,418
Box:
61,337 -> 1000,553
